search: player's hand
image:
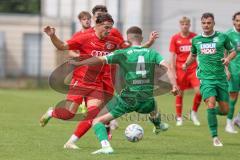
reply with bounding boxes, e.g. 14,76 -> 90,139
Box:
221,57 -> 230,66
182,63 -> 187,71
149,31 -> 159,42
44,26 -> 55,36
171,85 -> 180,96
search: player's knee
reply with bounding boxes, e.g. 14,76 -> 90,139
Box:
221,106 -> 229,115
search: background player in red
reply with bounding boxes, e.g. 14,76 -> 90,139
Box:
68,11 -> 92,58
169,16 -> 202,126
40,13 -> 123,149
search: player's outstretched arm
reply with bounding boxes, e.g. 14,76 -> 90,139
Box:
69,56 -> 106,66
142,31 -> 159,48
44,26 -> 68,50
182,53 -> 196,71
160,61 -> 179,96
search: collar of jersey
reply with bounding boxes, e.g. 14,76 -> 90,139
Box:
131,45 -> 142,48
233,27 -> 240,34
201,31 -> 216,37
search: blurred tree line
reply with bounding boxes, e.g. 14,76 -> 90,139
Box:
0,0 -> 40,14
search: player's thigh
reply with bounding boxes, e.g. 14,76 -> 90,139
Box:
176,71 -> 188,91
200,80 -> 217,101
216,80 -> 229,103
189,72 -> 200,93
109,95 -> 133,119
228,74 -> 240,92
136,99 -> 156,114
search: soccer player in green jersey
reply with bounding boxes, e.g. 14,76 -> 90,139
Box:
70,26 -> 179,154
226,12 -> 240,132
183,13 -> 236,147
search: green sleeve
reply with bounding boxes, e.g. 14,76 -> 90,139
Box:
105,49 -> 124,64
224,34 -> 234,52
191,38 -> 197,55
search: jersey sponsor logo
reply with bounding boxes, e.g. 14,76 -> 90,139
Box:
179,45 -> 191,52
91,50 -> 111,56
200,43 -> 216,54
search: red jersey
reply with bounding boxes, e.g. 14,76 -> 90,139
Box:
169,32 -> 197,71
67,32 -> 123,83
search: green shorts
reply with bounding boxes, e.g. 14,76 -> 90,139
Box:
228,74 -> 240,92
107,94 -> 156,119
200,79 -> 229,102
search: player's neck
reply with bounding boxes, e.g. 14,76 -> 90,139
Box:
180,31 -> 190,37
131,42 -> 141,46
234,26 -> 240,33
202,30 -> 215,37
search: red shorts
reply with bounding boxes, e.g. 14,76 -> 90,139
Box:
176,70 -> 200,90
66,78 -> 104,104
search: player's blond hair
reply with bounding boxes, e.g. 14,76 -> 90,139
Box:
179,16 -> 191,24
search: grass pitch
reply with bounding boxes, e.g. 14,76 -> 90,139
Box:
0,89 -> 240,160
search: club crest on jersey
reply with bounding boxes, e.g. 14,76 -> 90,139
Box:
200,43 -> 216,54
105,42 -> 117,51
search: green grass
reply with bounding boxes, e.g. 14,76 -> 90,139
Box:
1,89 -> 240,160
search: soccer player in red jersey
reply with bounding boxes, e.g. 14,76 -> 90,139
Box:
40,13 -> 123,148
68,11 -> 92,58
169,17 -> 202,126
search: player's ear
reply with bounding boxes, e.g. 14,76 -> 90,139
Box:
140,36 -> 143,42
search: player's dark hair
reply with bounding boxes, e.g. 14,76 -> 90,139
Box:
232,11 -> 240,20
78,11 -> 91,20
127,26 -> 142,35
92,5 -> 108,15
201,12 -> 215,21
95,13 -> 114,24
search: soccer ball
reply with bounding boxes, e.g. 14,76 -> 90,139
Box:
125,124 -> 144,142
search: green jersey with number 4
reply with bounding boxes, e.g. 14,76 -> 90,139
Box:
191,31 -> 234,80
226,28 -> 240,74
105,46 -> 164,99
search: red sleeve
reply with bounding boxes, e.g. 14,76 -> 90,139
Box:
169,35 -> 177,53
111,28 -> 124,41
66,36 -> 83,50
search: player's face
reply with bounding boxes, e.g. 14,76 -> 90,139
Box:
201,17 -> 215,35
180,22 -> 190,33
233,15 -> 240,32
80,16 -> 91,29
96,21 -> 113,38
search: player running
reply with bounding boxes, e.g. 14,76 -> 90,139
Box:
183,13 -> 236,147
69,26 -> 179,154
169,16 -> 202,126
225,11 -> 240,133
40,13 -> 123,147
